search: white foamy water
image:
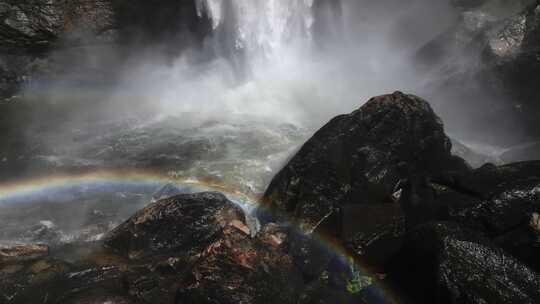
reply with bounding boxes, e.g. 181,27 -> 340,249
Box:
196,0 -> 315,61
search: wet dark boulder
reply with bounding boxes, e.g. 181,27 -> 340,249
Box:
493,213 -> 540,272
339,203 -> 405,267
418,0 -> 537,72
110,0 -> 210,48
0,0 -> 116,52
403,163 -> 540,271
258,92 -> 468,268
479,2 -> 540,138
104,192 -> 246,259
1,201 -> 314,304
399,180 -> 481,232
456,178 -> 540,235
0,0 -> 209,52
447,178 -> 540,271
0,260 -> 135,304
103,193 -> 356,304
47,265 -> 131,304
175,223 -> 307,304
260,91 -> 467,230
0,256 -> 72,303
0,0 -> 210,101
0,0 -> 117,99
459,160 -> 540,197
388,222 -> 540,304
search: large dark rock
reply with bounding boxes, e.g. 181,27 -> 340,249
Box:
416,0 -> 540,142
173,222 -> 308,304
480,1 -> 540,136
110,0 -> 210,47
0,0 -> 210,100
0,0 -> 206,52
0,0 -> 116,51
456,178 -> 540,235
406,161 -> 540,231
412,161 -> 540,271
0,0 -> 108,98
388,222 -> 540,304
459,160 -> 540,197
258,92 -> 468,267
0,255 -> 136,304
447,177 -> 540,271
104,192 -> 246,259
0,0 -> 119,98
2,192 -> 355,304
260,91 -> 467,229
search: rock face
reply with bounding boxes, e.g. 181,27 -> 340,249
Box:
416,0 -> 540,142
0,0 -> 207,52
0,0 -> 117,98
0,192 -> 360,304
381,159 -> 540,302
102,192 -> 357,303
260,91 -> 466,229
456,178 -> 540,235
446,167 -> 540,272
255,91 -> 540,303
0,0 -> 209,99
459,161 -> 540,197
479,1 -> 540,139
259,92 -> 468,266
104,192 -> 246,258
0,0 -> 115,51
389,222 -> 540,304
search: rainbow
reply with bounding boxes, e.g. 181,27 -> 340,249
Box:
0,169 -> 399,303
0,169 -> 258,205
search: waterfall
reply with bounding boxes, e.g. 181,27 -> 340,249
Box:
153,0 -> 346,124
195,0 -> 315,63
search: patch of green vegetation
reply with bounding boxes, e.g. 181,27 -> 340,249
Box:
346,257 -> 373,294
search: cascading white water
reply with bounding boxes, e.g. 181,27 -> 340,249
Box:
114,0 -> 459,130
195,0 -> 315,62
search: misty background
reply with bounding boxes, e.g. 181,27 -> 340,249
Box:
1,0 -> 539,184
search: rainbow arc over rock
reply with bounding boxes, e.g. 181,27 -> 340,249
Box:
0,169 -> 399,303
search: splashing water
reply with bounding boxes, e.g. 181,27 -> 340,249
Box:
196,0 -> 315,62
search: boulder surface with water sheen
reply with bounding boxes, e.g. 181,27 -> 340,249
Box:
104,192 -> 246,258
259,91 -> 469,266
389,222 -> 540,304
0,193 -> 354,304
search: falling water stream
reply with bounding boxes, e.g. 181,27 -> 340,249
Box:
196,0 -> 315,60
